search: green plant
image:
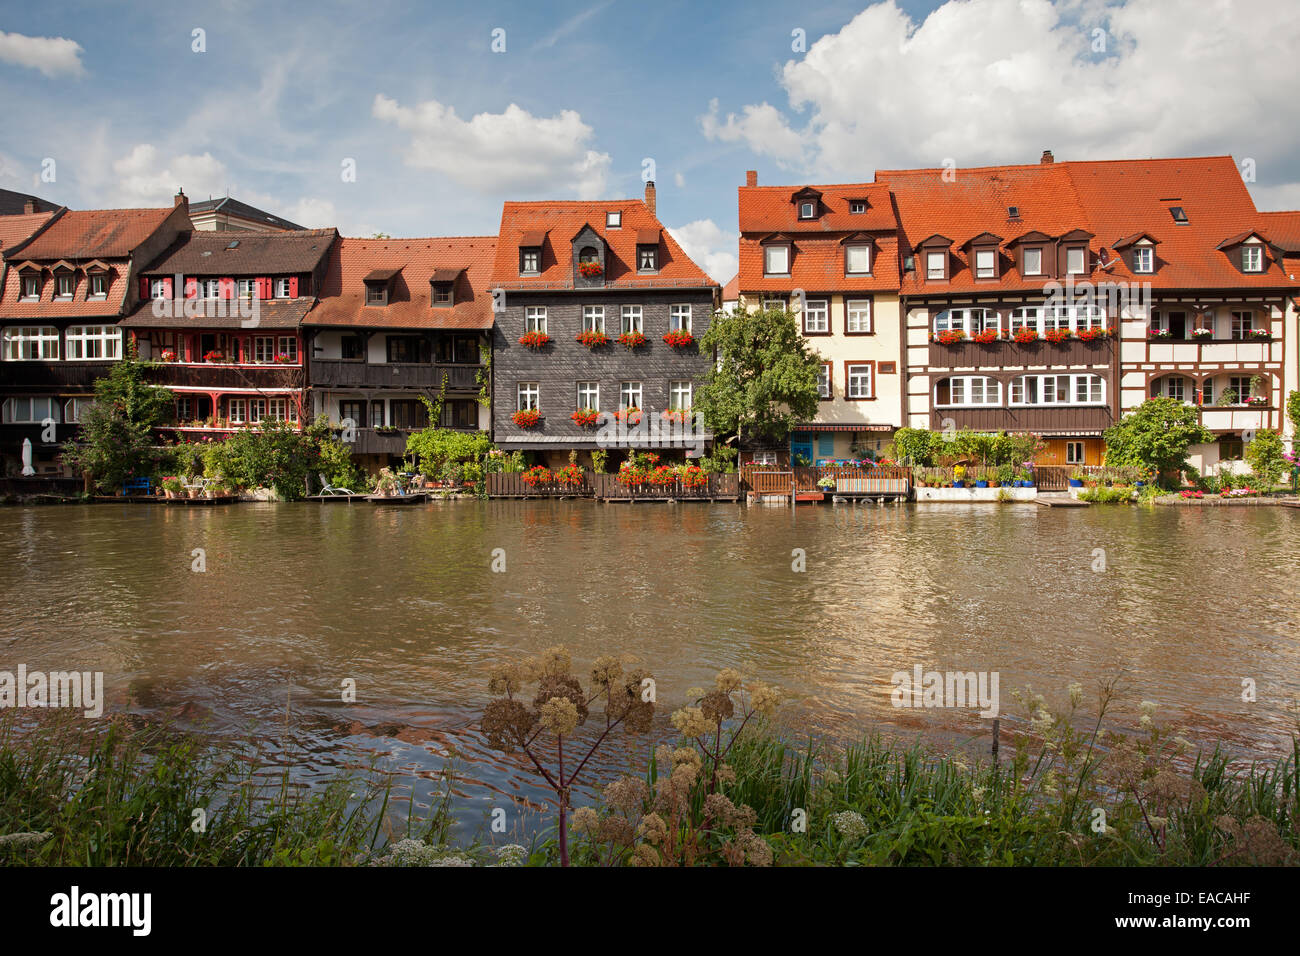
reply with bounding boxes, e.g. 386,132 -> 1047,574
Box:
1215,388 -> 1238,407
1245,429 -> 1286,488
590,449 -> 608,474
1103,398 -> 1214,485
404,428 -> 493,479
889,428 -> 935,466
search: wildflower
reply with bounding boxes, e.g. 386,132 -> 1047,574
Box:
831,810 -> 869,841
734,829 -> 773,866
494,844 -> 527,866
700,689 -> 735,722
1140,700 -> 1158,717
1068,682 -> 1084,708
604,775 -> 648,814
671,705 -> 714,738
971,786 -> 986,804
1030,708 -> 1054,736
750,681 -> 782,717
717,763 -> 737,785
715,668 -> 744,693
539,696 -> 579,736
538,645 -> 571,677
637,812 -> 669,846
571,806 -> 600,835
630,843 -> 661,867
589,655 -> 624,687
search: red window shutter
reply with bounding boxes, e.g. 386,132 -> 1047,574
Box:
288,276 -> 299,297
139,277 -> 149,298
185,278 -> 198,298
220,278 -> 233,299
162,278 -> 173,298
262,277 -> 272,298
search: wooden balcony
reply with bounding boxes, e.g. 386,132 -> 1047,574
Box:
929,337 -> 1114,369
0,361 -> 115,389
929,405 -> 1112,434
310,360 -> 479,390
147,362 -> 303,390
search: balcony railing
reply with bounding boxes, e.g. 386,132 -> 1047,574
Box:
929,405 -> 1113,433
929,337 -> 1114,368
0,360 -> 116,388
310,360 -> 480,390
148,362 -> 302,389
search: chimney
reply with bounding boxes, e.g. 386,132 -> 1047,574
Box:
1040,149 -> 1054,165
22,199 -> 38,214
644,180 -> 656,217
174,187 -> 188,209
746,170 -> 758,187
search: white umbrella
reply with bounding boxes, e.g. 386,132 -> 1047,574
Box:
21,437 -> 35,476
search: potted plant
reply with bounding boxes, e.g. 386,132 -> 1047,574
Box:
570,408 -> 601,427
521,465 -> 552,488
817,475 -> 836,492
996,464 -> 1015,488
936,329 -> 966,345
953,465 -> 966,488
1190,327 -> 1213,340
662,329 -> 694,348
575,329 -> 609,348
975,467 -> 989,488
160,476 -> 183,499
518,330 -> 551,349
1147,327 -> 1171,339
160,349 -> 177,362
577,261 -> 603,279
512,408 -> 542,429
617,330 -> 647,349
614,406 -> 643,425
1068,469 -> 1085,488
972,329 -> 999,345
1044,328 -> 1071,344
1013,328 -> 1039,344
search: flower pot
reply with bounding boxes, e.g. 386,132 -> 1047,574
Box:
975,480 -> 989,488
1068,479 -> 1083,487
953,480 -> 965,488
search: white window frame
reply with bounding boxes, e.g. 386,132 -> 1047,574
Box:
4,396 -> 59,424
926,251 -> 946,280
1066,441 -> 1085,465
87,273 -> 108,299
849,201 -> 866,214
974,249 -> 996,279
64,397 -> 92,423
517,382 -> 539,411
799,201 -> 815,219
620,381 -> 642,409
277,336 -> 298,362
66,325 -> 122,360
802,300 -> 828,334
2,326 -> 60,361
228,398 -> 247,423
577,381 -> 600,411
150,278 -> 169,299
846,299 -> 872,333
1022,247 -> 1042,276
238,279 -> 257,299
1133,246 -> 1154,273
1242,245 -> 1263,273
846,363 -> 873,399
525,306 -> 548,334
761,298 -> 786,312
254,336 -> 276,363
20,274 -> 40,300
845,244 -> 871,275
1066,247 -> 1086,275
670,304 -> 692,333
606,211 -> 621,228
818,364 -> 832,399
520,248 -> 541,274
935,376 -> 1002,408
1009,374 -> 1105,406
582,305 -> 605,333
55,272 -> 75,299
203,279 -> 221,299
668,381 -> 692,410
1230,310 -> 1254,338
764,245 -> 790,276
620,305 -> 642,334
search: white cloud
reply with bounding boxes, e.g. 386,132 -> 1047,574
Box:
701,0 -> 1300,185
673,171 -> 685,188
669,219 -> 738,285
373,94 -> 612,199
110,144 -> 229,206
0,30 -> 85,77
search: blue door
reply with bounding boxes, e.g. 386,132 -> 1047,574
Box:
791,434 -> 813,465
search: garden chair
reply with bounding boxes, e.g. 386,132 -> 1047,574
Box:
319,472 -> 353,496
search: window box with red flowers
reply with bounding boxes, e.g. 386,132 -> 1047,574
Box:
662,329 -> 694,348
518,331 -> 551,349
1246,328 -> 1271,340
614,406 -> 643,425
521,465 -> 552,487
1146,328 -> 1171,339
1012,328 -> 1040,344
577,262 -> 603,279
512,408 -> 542,429
160,349 -> 177,362
933,329 -> 966,345
1189,327 -> 1213,340
576,330 -> 609,348
661,408 -> 693,424
1245,395 -> 1268,406
972,329 -> 999,345
1044,329 -> 1071,344
618,331 -> 647,349
571,408 -> 601,427
1076,327 -> 1107,343
553,464 -> 585,487
203,350 -> 225,363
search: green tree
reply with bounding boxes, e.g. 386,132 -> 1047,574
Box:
1245,429 -> 1286,488
889,428 -> 936,465
694,307 -> 821,447
200,418 -> 360,500
60,354 -> 173,492
1103,398 -> 1213,483
405,428 -> 493,478
1287,390 -> 1300,438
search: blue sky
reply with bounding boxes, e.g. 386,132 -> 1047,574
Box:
2,0 -> 1299,283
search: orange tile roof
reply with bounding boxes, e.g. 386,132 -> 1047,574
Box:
306,235 -> 498,330
0,210 -> 57,253
11,207 -> 175,260
879,156 -> 1296,294
738,182 -> 895,233
492,199 -> 715,289
721,273 -> 738,299
1259,210 -> 1300,253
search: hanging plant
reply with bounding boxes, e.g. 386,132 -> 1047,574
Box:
512,408 -> 542,429
576,330 -> 609,348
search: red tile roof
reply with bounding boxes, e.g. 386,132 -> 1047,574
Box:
879,156 -> 1296,294
721,273 -> 738,300
0,210 -> 57,253
738,182 -> 895,233
10,207 -> 176,260
1259,210 -> 1300,253
492,199 -> 715,289
306,236 -> 498,330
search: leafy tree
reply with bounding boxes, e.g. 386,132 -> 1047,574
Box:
889,428 -> 935,465
1288,390 -> 1300,438
694,307 -> 821,447
60,355 -> 173,492
405,428 -> 493,478
1244,429 -> 1286,488
200,419 -> 360,499
1103,398 -> 1213,483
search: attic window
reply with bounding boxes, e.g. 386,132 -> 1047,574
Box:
520,248 -> 540,274
1133,247 -> 1154,273
432,282 -> 453,304
1169,206 -> 1188,224
365,282 -> 388,306
799,201 -> 816,219
226,240 -> 240,249
1007,206 -> 1020,219
850,201 -> 867,214
606,211 -> 621,228
1242,245 -> 1263,273
974,249 -> 997,279
637,245 -> 657,272
20,272 -> 40,300
926,251 -> 946,280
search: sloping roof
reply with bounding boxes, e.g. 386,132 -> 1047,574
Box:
738,182 -> 896,233
721,273 -> 738,300
1258,211 -> 1300,253
306,235 -> 498,330
188,196 -> 305,231
0,188 -> 55,217
140,228 -> 337,276
0,210 -> 57,253
492,200 -> 715,289
119,297 -> 312,330
10,207 -> 176,260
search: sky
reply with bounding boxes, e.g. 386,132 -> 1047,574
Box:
2,0 -> 1300,285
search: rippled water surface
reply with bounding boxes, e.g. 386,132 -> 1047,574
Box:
2,500 -> 1298,832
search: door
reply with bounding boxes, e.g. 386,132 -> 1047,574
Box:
790,434 -> 813,465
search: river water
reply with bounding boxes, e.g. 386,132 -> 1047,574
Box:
2,500 -> 1297,835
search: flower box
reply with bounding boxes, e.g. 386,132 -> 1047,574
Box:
618,331 -> 647,349
662,330 -> 694,348
1246,329 -> 1271,340
660,408 -> 692,424
512,408 -> 542,429
1044,329 -> 1071,344
935,330 -> 966,345
972,329 -> 999,345
1147,328 -> 1171,339
570,408 -> 601,427
614,407 -> 643,425
1012,329 -> 1039,344
577,262 -> 603,278
1076,328 -> 1107,342
518,331 -> 550,349
1190,328 -> 1213,339
160,350 -> 176,362
553,464 -> 585,487
203,350 -> 225,362
576,329 -> 609,348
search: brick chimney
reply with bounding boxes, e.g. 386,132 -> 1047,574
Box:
746,170 -> 758,187
22,199 -> 38,214
644,180 -> 656,217
174,187 -> 188,209
1040,149 -> 1054,165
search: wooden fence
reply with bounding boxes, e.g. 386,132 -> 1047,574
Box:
593,473 -> 740,500
485,472 -> 593,497
740,465 -> 912,495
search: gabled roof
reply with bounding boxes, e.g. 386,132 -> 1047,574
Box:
0,187 -> 55,217
8,207 -> 176,261
307,235 -> 498,330
187,196 -> 305,231
739,182 -> 895,233
140,228 -> 337,276
0,210 -> 58,253
721,274 -> 739,300
1111,231 -> 1161,248
119,298 -> 312,331
492,200 -> 714,288
1258,211 -> 1300,253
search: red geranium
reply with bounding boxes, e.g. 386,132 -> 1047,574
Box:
662,330 -> 694,348
679,464 -> 708,488
661,408 -> 692,424
578,262 -> 603,278
570,408 -> 601,427
1013,328 -> 1039,344
512,408 -> 541,428
972,329 -> 999,344
1044,329 -> 1071,344
553,464 -> 584,487
617,331 -> 647,349
614,407 -> 643,425
521,465 -> 552,487
518,331 -> 550,349
935,329 -> 966,345
576,330 -> 609,348
1076,327 -> 1106,342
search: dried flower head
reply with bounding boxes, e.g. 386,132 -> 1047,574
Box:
538,645 -> 572,677
671,705 -> 713,739
570,806 -> 600,835
749,681 -> 782,717
539,696 -> 580,736
637,812 -> 668,846
715,668 -> 744,693
482,697 -> 538,753
700,689 -> 735,722
604,775 -> 649,815
589,655 -> 624,687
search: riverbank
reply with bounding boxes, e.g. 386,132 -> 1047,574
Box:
1,709 -> 1295,866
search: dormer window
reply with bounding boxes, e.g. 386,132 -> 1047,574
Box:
1022,248 -> 1042,276
926,251 -> 946,280
637,245 -> 657,272
1066,247 -> 1086,275
764,244 -> 790,276
520,248 -> 541,275
432,282 -> 453,305
87,273 -> 107,299
20,273 -> 41,300
850,201 -> 866,214
55,272 -> 75,299
1242,245 -> 1263,273
365,284 -> 385,305
150,278 -> 169,299
1133,247 -> 1154,273
606,211 -> 621,228
238,278 -> 257,299
799,201 -> 816,219
974,249 -> 997,279
845,244 -> 871,275
275,278 -> 293,298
